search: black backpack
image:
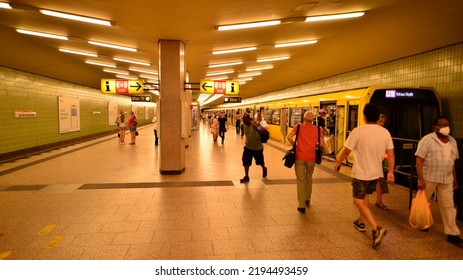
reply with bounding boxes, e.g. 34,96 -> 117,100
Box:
257,126 -> 270,143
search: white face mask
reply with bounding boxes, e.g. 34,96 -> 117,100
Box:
439,126 -> 450,136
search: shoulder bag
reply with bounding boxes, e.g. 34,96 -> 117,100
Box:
282,125 -> 299,168
316,125 -> 322,164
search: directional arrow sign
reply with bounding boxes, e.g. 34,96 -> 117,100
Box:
101,79 -> 144,94
200,80 -> 239,95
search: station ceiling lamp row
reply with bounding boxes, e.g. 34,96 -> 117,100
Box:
2,1 -> 156,80
206,11 -> 366,83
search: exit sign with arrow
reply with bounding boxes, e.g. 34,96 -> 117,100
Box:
101,79 -> 144,94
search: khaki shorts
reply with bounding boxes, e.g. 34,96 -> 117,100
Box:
352,178 -> 378,199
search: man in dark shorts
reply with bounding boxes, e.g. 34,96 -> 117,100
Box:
334,104 -> 395,248
239,113 -> 267,183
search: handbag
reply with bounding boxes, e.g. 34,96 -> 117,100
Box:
409,190 -> 433,230
282,125 -> 299,168
315,125 -> 322,164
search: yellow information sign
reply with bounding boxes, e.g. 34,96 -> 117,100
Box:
200,80 -> 239,95
101,79 -> 144,94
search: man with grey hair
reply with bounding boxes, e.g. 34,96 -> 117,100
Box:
287,111 -> 325,213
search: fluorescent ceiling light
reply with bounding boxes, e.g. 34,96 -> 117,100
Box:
257,56 -> 290,62
305,11 -> 365,22
275,40 -> 318,48
206,70 -> 234,76
150,90 -> 159,96
246,65 -> 273,71
0,2 -> 12,9
139,74 -> 158,80
205,76 -> 228,81
116,75 -> 138,80
236,77 -> 253,82
217,20 -> 281,31
208,61 -> 243,68
114,57 -> 150,66
103,68 -> 129,75
147,79 -> 159,84
40,9 -> 114,26
238,72 -> 261,78
88,41 -> 137,52
16,29 -> 68,40
212,47 -> 257,55
86,60 -> 116,68
59,48 -> 97,57
129,67 -> 158,75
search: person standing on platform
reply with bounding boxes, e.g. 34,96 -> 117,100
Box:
152,113 -> 159,146
334,103 -> 395,248
116,110 -> 126,145
210,114 -> 219,142
415,116 -> 462,245
218,111 -> 229,144
375,114 -> 390,209
235,111 -> 241,134
287,111 -> 325,214
128,111 -> 137,145
240,113 -> 267,183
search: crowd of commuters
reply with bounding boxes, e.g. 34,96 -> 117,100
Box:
127,106 -> 462,249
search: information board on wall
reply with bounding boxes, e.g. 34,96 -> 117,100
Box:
108,102 -> 118,126
58,96 -> 80,134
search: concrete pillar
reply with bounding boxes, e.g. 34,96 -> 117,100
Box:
158,40 -> 186,174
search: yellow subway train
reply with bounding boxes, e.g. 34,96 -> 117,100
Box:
210,86 -> 442,168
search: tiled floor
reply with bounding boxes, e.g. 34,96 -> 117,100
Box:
0,122 -> 462,260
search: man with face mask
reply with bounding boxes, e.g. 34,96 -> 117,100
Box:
415,116 -> 462,245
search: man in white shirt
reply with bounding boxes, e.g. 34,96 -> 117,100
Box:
415,116 -> 462,245
335,103 -> 395,248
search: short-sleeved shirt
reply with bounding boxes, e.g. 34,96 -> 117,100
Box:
344,124 -> 394,180
243,122 -> 263,151
415,132 -> 459,184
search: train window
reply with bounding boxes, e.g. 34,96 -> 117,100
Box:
266,110 -> 274,124
269,110 -> 280,125
289,108 -> 303,127
347,105 -> 358,133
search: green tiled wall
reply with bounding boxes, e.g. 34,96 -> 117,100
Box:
242,42 -> 463,138
0,67 -> 155,155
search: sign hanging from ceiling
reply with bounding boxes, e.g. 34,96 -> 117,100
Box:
200,80 -> 239,95
223,96 -> 241,103
101,79 -> 144,94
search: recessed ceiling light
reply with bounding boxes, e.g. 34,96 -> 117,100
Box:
103,68 -> 129,75
246,65 -> 273,71
88,41 -> 137,52
59,48 -> 97,57
217,20 -> 281,31
275,40 -> 318,48
113,57 -> 150,66
16,29 -> 68,40
305,11 -> 365,22
212,47 -> 257,55
0,2 -> 12,9
39,9 -> 114,26
139,74 -> 158,80
208,61 -> 243,68
86,60 -> 116,68
257,56 -> 290,62
238,72 -> 261,78
206,70 -> 234,76
129,67 -> 158,75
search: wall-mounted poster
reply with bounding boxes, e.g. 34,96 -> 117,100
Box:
58,96 -> 80,134
108,101 -> 118,126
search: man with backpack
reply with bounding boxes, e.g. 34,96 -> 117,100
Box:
239,113 -> 268,183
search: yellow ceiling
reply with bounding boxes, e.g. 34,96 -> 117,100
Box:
1,0 -> 462,106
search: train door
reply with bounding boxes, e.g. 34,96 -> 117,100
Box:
343,103 -> 359,165
335,99 -> 347,157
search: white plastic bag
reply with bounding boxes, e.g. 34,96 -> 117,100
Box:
409,190 -> 433,230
